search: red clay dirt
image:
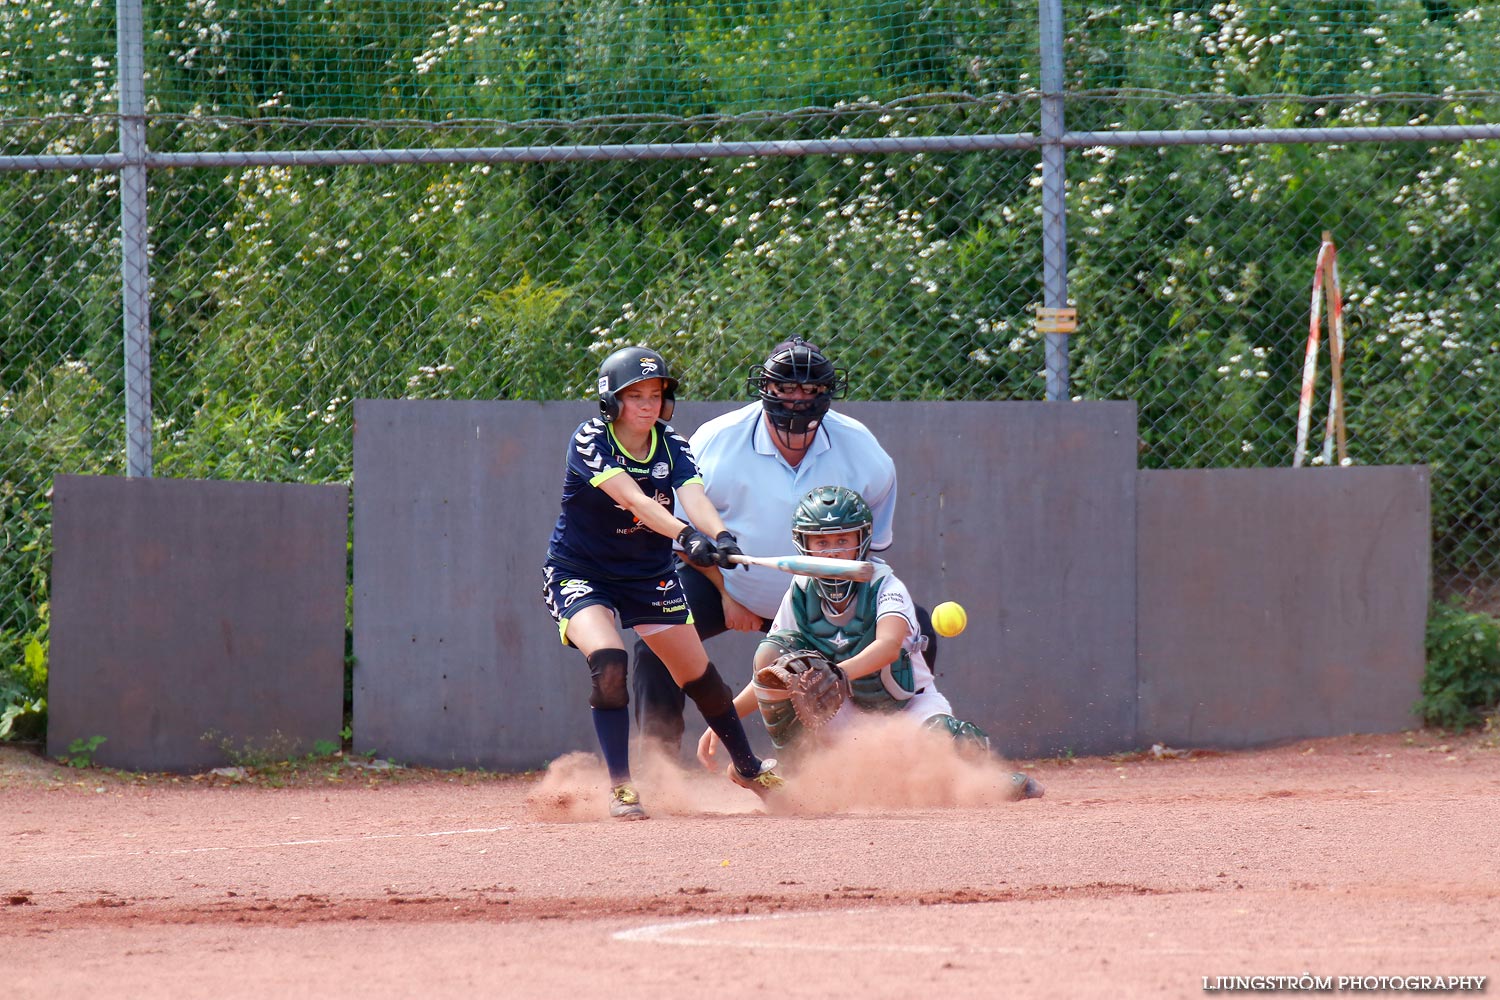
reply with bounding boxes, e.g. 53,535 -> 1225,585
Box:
4,725 -> 1498,999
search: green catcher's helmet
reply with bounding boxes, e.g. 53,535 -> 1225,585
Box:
791,485 -> 873,605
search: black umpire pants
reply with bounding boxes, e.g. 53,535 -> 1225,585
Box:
630,559 -> 941,752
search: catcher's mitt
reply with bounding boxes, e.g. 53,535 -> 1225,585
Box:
754,649 -> 849,729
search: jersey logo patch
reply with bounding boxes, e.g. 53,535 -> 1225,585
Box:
651,461 -> 669,479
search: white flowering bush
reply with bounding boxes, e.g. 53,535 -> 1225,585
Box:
1061,100 -> 1499,570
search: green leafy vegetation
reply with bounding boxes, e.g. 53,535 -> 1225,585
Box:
1416,599 -> 1500,731
58,734 -> 107,768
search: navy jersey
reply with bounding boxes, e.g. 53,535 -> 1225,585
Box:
546,417 -> 703,581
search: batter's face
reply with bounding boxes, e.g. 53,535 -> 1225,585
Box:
615,379 -> 664,431
803,529 -> 862,561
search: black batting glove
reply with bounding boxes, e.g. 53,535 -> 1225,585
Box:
676,525 -> 719,568
713,530 -> 745,570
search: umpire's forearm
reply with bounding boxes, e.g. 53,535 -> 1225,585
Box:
691,561 -> 729,595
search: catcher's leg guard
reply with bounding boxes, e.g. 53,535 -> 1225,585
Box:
753,685 -> 803,750
922,713 -> 992,754
1009,772 -> 1045,799
923,714 -> 1043,799
586,648 -> 629,710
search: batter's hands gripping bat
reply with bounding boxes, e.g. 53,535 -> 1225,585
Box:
725,553 -> 875,582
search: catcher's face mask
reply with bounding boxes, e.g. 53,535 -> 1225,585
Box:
802,529 -> 863,560
792,486 -> 873,607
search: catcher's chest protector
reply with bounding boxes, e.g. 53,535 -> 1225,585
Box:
790,579 -> 916,711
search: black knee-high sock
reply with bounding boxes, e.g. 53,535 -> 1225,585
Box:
592,707 -> 632,785
585,648 -> 632,785
681,663 -> 761,777
703,708 -> 760,777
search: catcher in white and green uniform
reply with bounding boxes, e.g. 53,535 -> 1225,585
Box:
697,485 -> 1043,799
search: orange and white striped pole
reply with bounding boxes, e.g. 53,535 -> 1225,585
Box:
1294,231 -> 1348,467
1319,236 -> 1347,466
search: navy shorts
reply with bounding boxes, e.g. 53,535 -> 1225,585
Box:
542,564 -> 692,645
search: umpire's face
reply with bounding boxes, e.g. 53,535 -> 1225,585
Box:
766,380 -> 832,440
769,380 -> 830,402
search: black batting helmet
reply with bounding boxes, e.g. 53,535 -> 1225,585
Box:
597,346 -> 678,423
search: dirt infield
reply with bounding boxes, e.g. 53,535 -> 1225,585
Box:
5,726 -> 1498,999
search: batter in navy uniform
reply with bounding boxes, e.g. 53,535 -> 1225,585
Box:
542,345 -> 785,820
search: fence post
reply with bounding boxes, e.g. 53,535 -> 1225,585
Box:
117,0 -> 152,476
1038,0 -> 1070,401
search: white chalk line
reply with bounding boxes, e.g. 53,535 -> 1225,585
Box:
615,908 -> 1493,959
33,826 -> 512,862
614,909 -> 1024,956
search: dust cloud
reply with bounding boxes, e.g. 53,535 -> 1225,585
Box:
524,715 -> 1032,822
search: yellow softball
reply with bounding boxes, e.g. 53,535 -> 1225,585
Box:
931,601 -> 967,637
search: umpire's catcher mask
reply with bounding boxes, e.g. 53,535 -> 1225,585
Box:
747,338 -> 847,442
598,346 -> 678,423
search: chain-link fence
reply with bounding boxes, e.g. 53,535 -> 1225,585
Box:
5,1 -> 1500,733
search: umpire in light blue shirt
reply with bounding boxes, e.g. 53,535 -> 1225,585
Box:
631,337 -> 939,752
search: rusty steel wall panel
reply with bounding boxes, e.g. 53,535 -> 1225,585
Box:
842,401 -> 1141,758
48,416 -> 1432,773
351,399 -> 597,769
1136,467 -> 1430,748
353,400 -> 1139,767
47,475 -> 348,772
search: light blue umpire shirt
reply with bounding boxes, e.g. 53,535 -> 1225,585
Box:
686,401 -> 897,619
